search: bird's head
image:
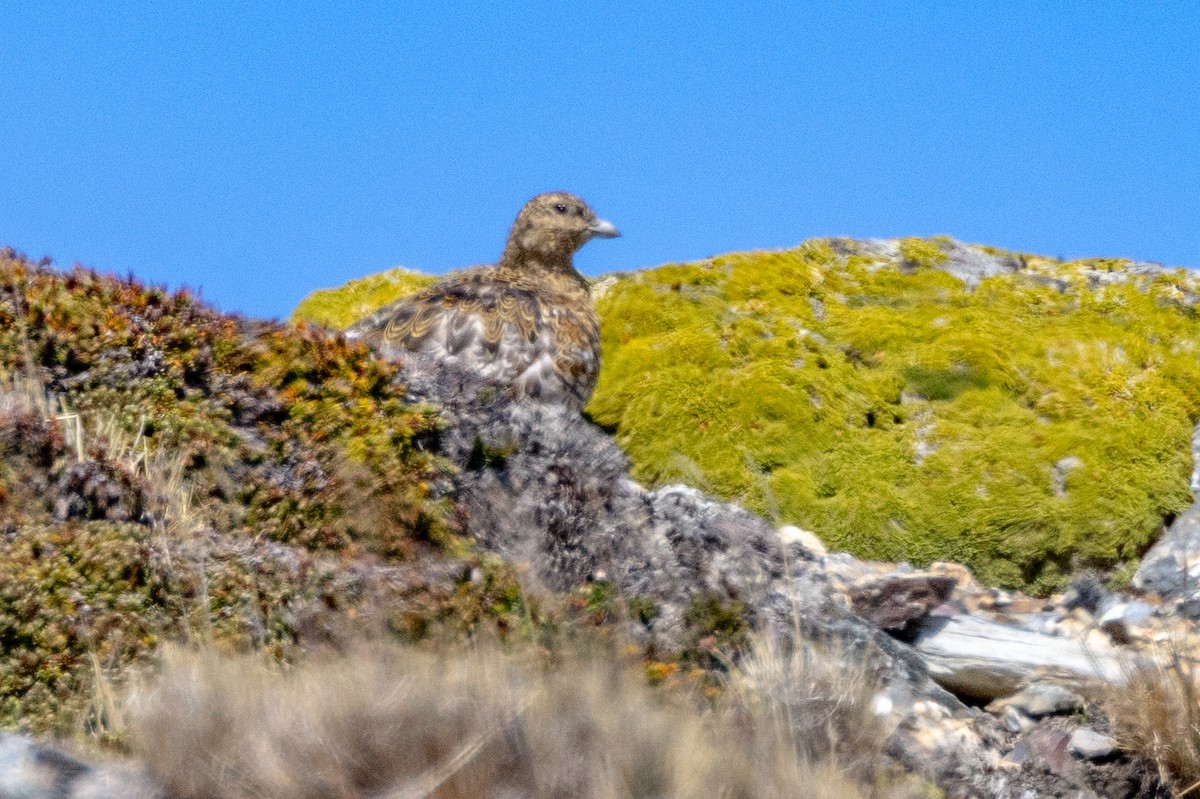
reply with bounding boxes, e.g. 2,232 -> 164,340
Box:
500,192 -> 619,273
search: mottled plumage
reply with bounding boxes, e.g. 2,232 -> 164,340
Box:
346,192 -> 619,408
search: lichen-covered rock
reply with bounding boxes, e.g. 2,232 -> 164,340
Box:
846,572 -> 957,637
400,357 -> 819,650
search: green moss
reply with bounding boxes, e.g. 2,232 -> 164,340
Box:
593,244 -> 1200,592
903,365 -> 990,401
291,267 -> 436,329
899,237 -> 950,269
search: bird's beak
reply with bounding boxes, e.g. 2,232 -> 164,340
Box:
587,218 -> 620,239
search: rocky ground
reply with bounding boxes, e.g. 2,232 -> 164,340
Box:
6,343 -> 1200,798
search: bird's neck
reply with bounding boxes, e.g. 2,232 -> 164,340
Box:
498,245 -> 586,286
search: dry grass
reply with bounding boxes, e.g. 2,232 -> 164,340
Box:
723,633 -> 890,782
1,371 -> 201,537
121,640 -> 906,799
79,410 -> 202,538
1105,644 -> 1200,797
0,372 -> 80,454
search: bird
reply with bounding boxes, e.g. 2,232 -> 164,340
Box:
345,192 -> 620,409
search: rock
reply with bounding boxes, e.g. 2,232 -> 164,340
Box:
0,733 -> 160,799
926,561 -> 975,589
982,589 -> 1015,610
0,733 -> 89,799
911,614 -> 1125,701
1097,601 -> 1155,645
53,460 -> 147,523
1062,574 -> 1111,615
1051,455 -> 1084,498
391,354 -> 1159,798
847,573 -> 958,638
1025,728 -> 1074,775
988,683 -> 1086,718
1132,503 -> 1200,610
1133,420 -> 1200,606
820,552 -> 895,584
1069,729 -> 1117,761
776,524 -> 826,557
1000,706 -> 1035,733
853,238 -> 1022,290
935,240 -> 1023,288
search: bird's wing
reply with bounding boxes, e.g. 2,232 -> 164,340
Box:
347,271 -> 543,366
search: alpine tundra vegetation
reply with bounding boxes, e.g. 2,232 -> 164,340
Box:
2,239 -> 1196,797
298,237 -> 1200,594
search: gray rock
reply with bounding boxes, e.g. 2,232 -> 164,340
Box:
400,359 -> 1167,798
1051,456 -> 1084,498
1133,420 -> 1200,606
912,614 -> 1125,701
1061,574 -> 1111,615
935,241 -> 1022,288
847,573 -> 957,637
1001,706 -> 1035,733
0,733 -> 160,799
0,732 -> 89,799
391,359 -> 1042,795
1069,729 -> 1117,761
1097,600 -> 1155,644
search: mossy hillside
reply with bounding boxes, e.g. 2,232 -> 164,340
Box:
592,240 -> 1199,591
294,239 -> 1200,592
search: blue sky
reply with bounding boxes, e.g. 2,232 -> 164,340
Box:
3,2 -> 1198,320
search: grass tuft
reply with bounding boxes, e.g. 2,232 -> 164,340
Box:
1105,646 -> 1200,796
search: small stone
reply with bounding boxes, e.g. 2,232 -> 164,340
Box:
1001,706 -> 1034,733
1179,597 -> 1200,620
911,700 -> 950,721
1003,739 -> 1032,766
927,561 -> 975,588
988,589 -> 1014,609
1061,574 -> 1108,614
1026,728 -> 1072,772
1068,728 -> 1117,760
1064,607 -> 1096,626
1098,601 -> 1154,645
1085,628 -> 1115,651
1004,596 -> 1047,614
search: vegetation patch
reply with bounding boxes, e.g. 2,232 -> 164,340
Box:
295,239 -> 1200,593
0,250 -> 540,734
292,267 -> 436,330
121,639 -> 919,799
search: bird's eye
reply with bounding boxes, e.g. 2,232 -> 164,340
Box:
554,203 -> 567,214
